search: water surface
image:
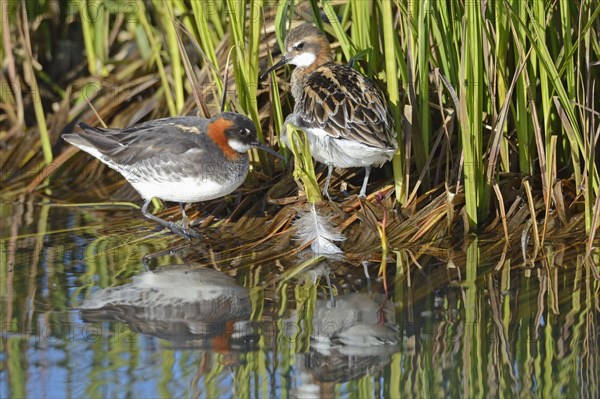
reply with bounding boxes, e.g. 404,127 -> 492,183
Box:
1,197 -> 598,398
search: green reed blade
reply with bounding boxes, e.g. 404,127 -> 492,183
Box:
417,0 -> 431,187
20,4 -> 52,165
136,2 -> 176,116
190,0 -> 223,97
79,0 -> 97,76
154,1 -> 184,113
265,47 -> 288,159
248,0 -> 263,122
380,0 -> 406,204
321,0 -> 352,60
309,0 -> 323,31
456,0 -> 485,228
274,0 -> 292,49
512,0 -> 533,175
286,126 -> 322,203
92,1 -> 108,76
532,1 -> 552,185
494,0 -> 511,172
350,0 -> 370,61
560,0 -> 576,99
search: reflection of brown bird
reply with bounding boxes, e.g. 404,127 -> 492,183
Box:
79,265 -> 256,350
285,292 -> 398,352
63,113 -> 279,238
290,292 -> 399,398
311,293 -> 398,351
262,23 -> 396,199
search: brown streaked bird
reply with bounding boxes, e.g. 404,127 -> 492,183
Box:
261,23 -> 397,199
62,113 -> 280,239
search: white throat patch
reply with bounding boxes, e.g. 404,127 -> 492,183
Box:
228,139 -> 253,153
289,52 -> 316,67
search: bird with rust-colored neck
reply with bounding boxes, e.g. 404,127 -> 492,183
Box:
262,23 -> 397,199
62,112 -> 280,239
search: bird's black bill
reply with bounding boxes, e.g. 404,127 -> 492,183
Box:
259,56 -> 289,81
255,143 -> 284,160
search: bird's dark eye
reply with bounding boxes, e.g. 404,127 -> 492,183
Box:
296,42 -> 304,49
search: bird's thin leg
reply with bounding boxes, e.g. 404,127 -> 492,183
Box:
142,255 -> 152,272
141,199 -> 201,239
362,261 -> 372,295
323,164 -> 334,200
359,166 -> 372,198
325,272 -> 336,309
141,199 -> 182,236
179,202 -> 188,228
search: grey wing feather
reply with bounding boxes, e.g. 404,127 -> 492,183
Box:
65,118 -> 208,165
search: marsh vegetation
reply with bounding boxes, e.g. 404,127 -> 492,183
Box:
1,0 -> 599,397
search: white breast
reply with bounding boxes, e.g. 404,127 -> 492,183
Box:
131,172 -> 248,203
304,128 -> 395,168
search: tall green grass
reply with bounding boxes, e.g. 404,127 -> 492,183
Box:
401,0 -> 600,232
4,0 -> 600,237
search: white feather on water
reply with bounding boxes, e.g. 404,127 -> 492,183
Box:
294,204 -> 345,256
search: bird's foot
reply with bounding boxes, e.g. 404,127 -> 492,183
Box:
166,221 -> 202,239
322,189 -> 336,202
323,189 -> 353,202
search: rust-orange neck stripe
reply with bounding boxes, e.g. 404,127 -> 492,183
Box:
207,118 -> 239,161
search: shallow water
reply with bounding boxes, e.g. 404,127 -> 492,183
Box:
1,197 -> 598,398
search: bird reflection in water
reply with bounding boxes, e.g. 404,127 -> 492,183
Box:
287,292 -> 400,397
79,264 -> 257,351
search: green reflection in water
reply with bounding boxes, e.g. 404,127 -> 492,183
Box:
1,200 -> 599,398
